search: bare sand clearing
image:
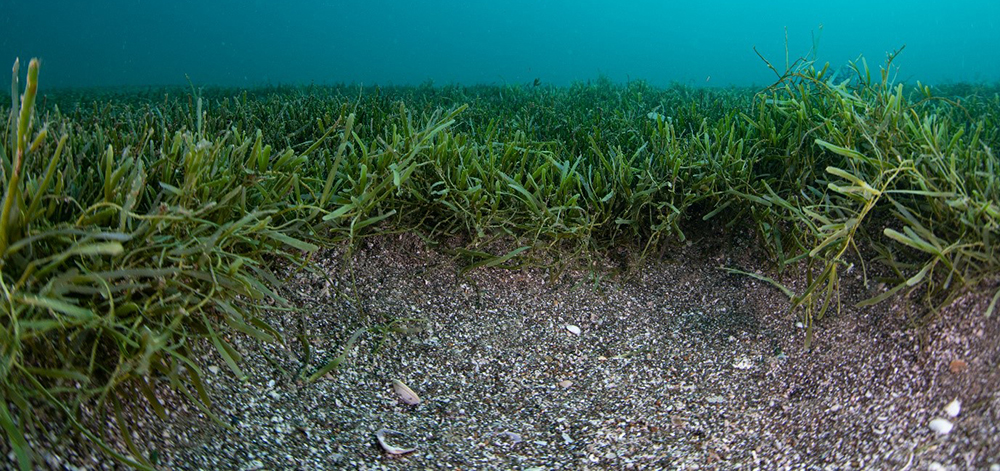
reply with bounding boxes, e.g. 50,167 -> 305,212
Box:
25,232 -> 1000,469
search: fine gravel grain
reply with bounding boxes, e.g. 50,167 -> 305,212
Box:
10,232 -> 1000,470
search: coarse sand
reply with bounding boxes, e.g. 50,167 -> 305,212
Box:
14,231 -> 1000,470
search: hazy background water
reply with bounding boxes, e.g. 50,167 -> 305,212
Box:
2,0 -> 998,89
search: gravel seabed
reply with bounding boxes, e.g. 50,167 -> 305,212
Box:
9,232 -> 1000,470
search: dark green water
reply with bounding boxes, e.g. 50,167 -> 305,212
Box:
2,1 -> 999,89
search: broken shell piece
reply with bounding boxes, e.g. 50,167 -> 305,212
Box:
376,429 -> 416,455
558,380 -> 573,389
392,379 -> 421,405
489,431 -> 522,444
566,324 -> 581,336
928,418 -> 954,435
945,399 -> 961,418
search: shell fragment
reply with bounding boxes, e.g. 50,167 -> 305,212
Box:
489,431 -> 522,444
376,428 -> 416,455
566,324 -> 581,336
392,379 -> 421,405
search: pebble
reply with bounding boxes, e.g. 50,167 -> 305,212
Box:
945,399 -> 961,417
928,418 -> 954,435
558,380 -> 573,389
706,396 -> 726,404
207,365 -> 220,374
566,324 -> 581,336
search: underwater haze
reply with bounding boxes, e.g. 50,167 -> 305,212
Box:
2,0 -> 999,89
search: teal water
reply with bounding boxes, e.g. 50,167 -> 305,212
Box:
2,0 -> 998,89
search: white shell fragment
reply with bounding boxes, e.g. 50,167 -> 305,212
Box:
376,428 -> 416,455
566,324 -> 582,336
929,418 -> 954,435
558,380 -> 573,389
945,399 -> 961,418
392,379 -> 421,405
489,431 -> 522,444
706,395 -> 727,404
732,357 -> 754,370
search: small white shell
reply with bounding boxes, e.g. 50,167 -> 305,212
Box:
929,418 -> 954,435
558,380 -> 573,389
392,379 -> 421,405
945,399 -> 961,418
376,428 -> 416,455
566,324 -> 581,336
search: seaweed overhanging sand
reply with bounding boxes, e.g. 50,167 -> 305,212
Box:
1,52 -> 998,468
